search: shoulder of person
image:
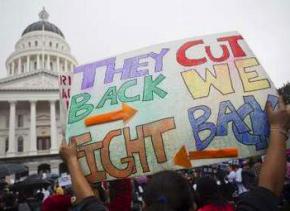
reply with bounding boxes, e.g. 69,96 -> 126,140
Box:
74,196 -> 107,211
236,187 -> 278,211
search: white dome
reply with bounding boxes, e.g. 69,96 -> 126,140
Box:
5,8 -> 77,76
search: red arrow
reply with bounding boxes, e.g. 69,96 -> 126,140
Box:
174,145 -> 238,168
85,103 -> 137,127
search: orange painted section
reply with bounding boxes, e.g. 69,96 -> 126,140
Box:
85,103 -> 137,126
188,147 -> 238,159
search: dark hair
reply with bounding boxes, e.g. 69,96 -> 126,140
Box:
143,170 -> 194,211
196,176 -> 227,207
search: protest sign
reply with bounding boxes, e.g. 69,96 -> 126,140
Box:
66,31 -> 281,183
58,173 -> 72,187
59,74 -> 71,133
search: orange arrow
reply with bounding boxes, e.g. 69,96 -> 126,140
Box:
174,145 -> 238,168
85,103 -> 137,126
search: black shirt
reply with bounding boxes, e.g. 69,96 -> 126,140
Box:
237,187 -> 278,211
74,196 -> 107,211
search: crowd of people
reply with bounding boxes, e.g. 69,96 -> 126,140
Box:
0,94 -> 289,211
1,159 -> 290,211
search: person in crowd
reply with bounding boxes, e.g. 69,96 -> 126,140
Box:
143,170 -> 195,211
54,183 -> 64,196
41,186 -> 72,211
195,176 -> 234,211
2,192 -> 17,211
107,179 -> 132,211
22,190 -> 41,211
41,188 -> 50,202
227,165 -> 237,184
0,196 -> 4,211
17,193 -> 31,211
241,161 -> 256,191
60,96 -> 290,211
235,164 -> 248,195
251,158 -> 262,178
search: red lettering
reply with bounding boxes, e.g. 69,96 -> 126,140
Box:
62,89 -> 68,99
176,40 -> 207,66
218,35 -> 246,57
65,100 -> 69,109
68,75 -> 71,85
60,75 -> 66,85
205,44 -> 230,62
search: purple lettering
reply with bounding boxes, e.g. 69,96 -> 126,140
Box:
150,48 -> 170,72
74,57 -> 116,90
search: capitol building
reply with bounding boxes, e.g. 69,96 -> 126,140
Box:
0,8 -> 77,175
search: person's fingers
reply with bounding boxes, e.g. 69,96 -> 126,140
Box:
278,95 -> 286,110
70,141 -> 77,150
62,139 -> 67,144
265,101 -> 273,116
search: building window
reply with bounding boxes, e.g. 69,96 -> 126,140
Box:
28,42 -> 31,47
49,42 -> 52,47
35,41 -> 38,46
34,62 -> 37,70
17,115 -> 24,127
56,43 -> 58,48
37,137 -> 51,150
17,136 -> 24,152
50,62 -> 53,70
5,137 -> 8,152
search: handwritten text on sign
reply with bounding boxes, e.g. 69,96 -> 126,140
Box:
66,32 -> 278,182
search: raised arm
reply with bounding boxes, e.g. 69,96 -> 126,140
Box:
60,142 -> 95,201
259,96 -> 290,196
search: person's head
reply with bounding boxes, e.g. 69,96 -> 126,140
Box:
228,164 -> 237,172
143,170 -> 194,211
195,176 -> 226,207
242,161 -> 250,171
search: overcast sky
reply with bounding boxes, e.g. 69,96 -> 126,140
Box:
0,0 -> 289,87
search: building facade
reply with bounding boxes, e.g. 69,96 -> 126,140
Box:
0,8 -> 77,175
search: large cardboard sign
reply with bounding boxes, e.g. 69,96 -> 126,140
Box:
66,32 -> 280,183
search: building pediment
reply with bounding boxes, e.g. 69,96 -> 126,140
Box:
0,70 -> 59,90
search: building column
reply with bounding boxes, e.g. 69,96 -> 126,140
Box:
37,55 -> 40,69
8,101 -> 16,154
18,58 -> 21,74
30,100 -> 37,153
64,59 -> 68,72
56,57 -> 60,72
47,54 -> 50,70
69,62 -> 72,72
11,62 -> 15,75
50,100 -> 58,152
26,55 -> 30,72
9,63 -> 12,75
42,54 -> 45,69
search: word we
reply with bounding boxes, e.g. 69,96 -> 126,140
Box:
181,58 -> 271,99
